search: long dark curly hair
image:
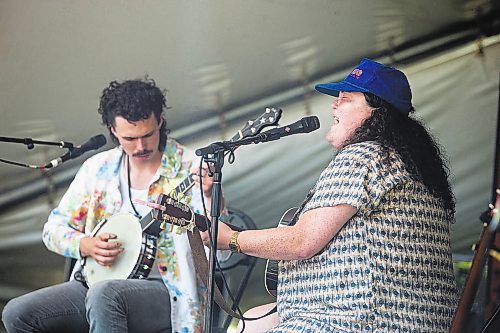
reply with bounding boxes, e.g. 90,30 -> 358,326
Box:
342,93 -> 455,220
98,77 -> 169,151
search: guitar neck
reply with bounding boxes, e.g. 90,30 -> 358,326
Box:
193,211 -> 244,232
140,211 -> 161,237
154,193 -> 244,233
175,173 -> 195,195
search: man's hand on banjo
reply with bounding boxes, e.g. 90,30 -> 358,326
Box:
80,233 -> 124,266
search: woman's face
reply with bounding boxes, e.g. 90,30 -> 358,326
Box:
326,91 -> 373,149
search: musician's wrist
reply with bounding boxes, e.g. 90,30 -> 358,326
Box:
79,236 -> 91,258
229,231 -> 241,253
203,188 -> 213,199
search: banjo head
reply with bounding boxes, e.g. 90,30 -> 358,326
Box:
84,212 -> 143,287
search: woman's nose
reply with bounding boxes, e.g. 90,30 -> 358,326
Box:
331,98 -> 339,109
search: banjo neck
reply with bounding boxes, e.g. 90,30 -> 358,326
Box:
175,173 -> 196,196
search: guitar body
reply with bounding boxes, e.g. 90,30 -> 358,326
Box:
264,207 -> 298,297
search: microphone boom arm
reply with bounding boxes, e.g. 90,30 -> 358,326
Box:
0,136 -> 74,150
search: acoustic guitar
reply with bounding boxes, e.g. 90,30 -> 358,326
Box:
154,197 -> 300,298
264,207 -> 298,297
153,194 -> 300,298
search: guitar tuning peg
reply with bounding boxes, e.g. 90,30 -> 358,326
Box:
489,248 -> 500,262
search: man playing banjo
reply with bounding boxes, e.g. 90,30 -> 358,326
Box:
2,77 -> 218,332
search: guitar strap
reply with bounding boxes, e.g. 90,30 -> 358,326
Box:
186,228 -> 243,319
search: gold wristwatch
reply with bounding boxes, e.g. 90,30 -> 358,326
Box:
229,231 -> 241,253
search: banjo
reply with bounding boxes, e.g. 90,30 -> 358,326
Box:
81,107 -> 282,287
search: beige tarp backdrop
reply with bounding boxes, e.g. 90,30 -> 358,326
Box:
0,1 -> 499,330
1,40 -> 498,312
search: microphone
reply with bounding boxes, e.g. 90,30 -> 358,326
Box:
43,134 -> 107,169
195,116 -> 320,156
257,116 -> 320,142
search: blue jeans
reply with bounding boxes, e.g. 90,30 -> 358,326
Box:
2,279 -> 171,333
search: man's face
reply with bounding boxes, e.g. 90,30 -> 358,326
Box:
326,91 -> 373,149
111,113 -> 163,163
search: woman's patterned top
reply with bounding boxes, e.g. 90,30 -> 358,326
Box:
269,141 -> 458,333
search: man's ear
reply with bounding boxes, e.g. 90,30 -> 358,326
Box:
110,126 -> 117,137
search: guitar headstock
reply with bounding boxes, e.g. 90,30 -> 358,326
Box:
153,194 -> 197,232
229,107 -> 282,142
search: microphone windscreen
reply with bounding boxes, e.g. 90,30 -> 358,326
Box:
302,116 -> 320,132
85,134 -> 107,150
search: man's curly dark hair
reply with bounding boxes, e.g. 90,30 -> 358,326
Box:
98,77 -> 169,151
342,93 -> 456,220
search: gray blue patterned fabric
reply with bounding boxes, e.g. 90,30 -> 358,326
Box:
269,141 -> 458,333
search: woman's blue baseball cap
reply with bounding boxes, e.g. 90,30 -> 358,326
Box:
315,58 -> 414,115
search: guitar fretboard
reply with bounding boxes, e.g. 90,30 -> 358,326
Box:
175,173 -> 195,195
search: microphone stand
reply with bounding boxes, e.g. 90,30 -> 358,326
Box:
0,136 -> 74,169
200,137 -> 264,332
202,144 -> 226,333
198,124 -> 319,331
0,136 -> 74,150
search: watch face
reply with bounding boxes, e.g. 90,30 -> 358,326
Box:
229,232 -> 240,253
229,244 -> 237,252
